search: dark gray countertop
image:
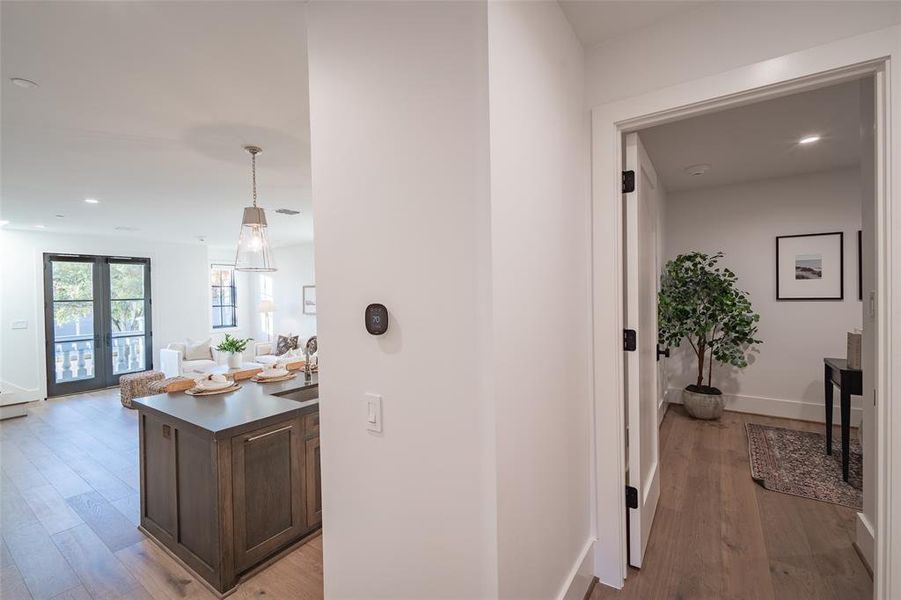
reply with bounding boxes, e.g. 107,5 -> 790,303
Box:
132,373 -> 318,438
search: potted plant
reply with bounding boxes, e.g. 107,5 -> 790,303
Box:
658,252 -> 762,419
216,334 -> 252,369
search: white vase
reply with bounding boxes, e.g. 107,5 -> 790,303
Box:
682,387 -> 724,420
227,352 -> 242,369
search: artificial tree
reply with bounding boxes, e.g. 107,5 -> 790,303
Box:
658,252 -> 762,396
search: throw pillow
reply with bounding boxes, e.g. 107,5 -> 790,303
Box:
184,338 -> 213,361
276,334 -> 299,356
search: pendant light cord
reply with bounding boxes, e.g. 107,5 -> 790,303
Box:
251,151 -> 258,208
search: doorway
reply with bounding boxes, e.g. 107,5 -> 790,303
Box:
590,39 -> 896,595
43,253 -> 153,397
614,75 -> 876,600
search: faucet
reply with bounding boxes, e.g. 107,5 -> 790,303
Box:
304,346 -> 312,381
303,335 -> 317,382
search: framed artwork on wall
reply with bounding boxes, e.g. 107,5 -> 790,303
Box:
303,285 -> 317,314
776,232 -> 843,301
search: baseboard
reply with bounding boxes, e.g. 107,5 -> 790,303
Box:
557,538 -> 596,600
665,387 -> 861,424
0,382 -> 42,420
855,512 -> 875,575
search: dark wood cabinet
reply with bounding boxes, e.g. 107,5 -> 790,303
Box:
232,417 -> 306,572
135,384 -> 320,595
305,435 -> 322,527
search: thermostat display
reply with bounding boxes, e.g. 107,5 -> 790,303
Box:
365,304 -> 389,335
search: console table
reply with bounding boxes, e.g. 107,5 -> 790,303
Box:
823,357 -> 861,482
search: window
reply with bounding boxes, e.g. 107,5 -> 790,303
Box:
211,264 -> 237,328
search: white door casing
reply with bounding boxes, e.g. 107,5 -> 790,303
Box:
591,27 -> 899,594
623,132 -> 661,569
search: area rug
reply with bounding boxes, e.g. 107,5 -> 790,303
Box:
745,422 -> 862,510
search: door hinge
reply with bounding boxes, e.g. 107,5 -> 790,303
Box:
622,170 -> 635,193
626,485 -> 638,509
623,329 -> 637,352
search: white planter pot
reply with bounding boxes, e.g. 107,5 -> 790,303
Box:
227,352 -> 242,369
682,387 -> 724,420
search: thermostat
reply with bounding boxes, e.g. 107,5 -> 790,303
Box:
365,304 -> 389,335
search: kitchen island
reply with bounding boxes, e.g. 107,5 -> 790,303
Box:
132,374 -> 320,596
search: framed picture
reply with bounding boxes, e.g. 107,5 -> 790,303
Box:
776,232 -> 843,301
303,285 -> 317,315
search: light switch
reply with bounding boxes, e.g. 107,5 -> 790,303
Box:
365,393 -> 382,433
10,320 -> 27,330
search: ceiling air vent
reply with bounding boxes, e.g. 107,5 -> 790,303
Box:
274,208 -> 301,215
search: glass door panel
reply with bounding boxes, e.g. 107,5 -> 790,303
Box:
45,257 -> 104,396
107,260 -> 151,381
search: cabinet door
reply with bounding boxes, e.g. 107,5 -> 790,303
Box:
305,435 -> 322,527
141,413 -> 177,538
231,417 -> 305,572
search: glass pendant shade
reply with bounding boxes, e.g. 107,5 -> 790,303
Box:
234,146 -> 277,272
235,206 -> 277,271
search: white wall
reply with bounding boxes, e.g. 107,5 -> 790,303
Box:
308,2 -> 595,597
249,242 -> 316,344
585,1 -> 901,107
0,229 -> 214,397
662,169 -> 863,421
486,2 -> 593,598
307,2 -> 496,597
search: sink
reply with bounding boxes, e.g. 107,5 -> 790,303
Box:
273,386 -> 319,403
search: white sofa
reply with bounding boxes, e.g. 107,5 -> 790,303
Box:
252,340 -> 300,366
159,340 -> 260,378
159,342 -> 218,378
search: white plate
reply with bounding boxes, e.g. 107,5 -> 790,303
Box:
194,379 -> 233,391
258,368 -> 289,380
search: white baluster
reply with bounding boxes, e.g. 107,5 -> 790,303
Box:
76,341 -> 87,378
62,344 -> 73,380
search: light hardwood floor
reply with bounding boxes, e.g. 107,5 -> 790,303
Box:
0,388 -> 323,600
592,406 -> 872,600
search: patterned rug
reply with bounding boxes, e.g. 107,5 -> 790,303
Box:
746,423 -> 862,510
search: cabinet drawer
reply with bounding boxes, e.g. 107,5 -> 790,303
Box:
303,411 -> 320,437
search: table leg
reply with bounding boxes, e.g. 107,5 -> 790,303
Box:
824,364 -> 833,455
841,384 -> 851,483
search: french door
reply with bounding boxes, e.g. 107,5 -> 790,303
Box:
43,254 -> 153,397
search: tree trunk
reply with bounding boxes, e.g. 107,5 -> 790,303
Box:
707,349 -> 714,388
696,343 -> 706,388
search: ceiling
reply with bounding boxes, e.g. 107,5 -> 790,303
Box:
1,1 -> 311,248
558,0 -> 710,47
639,79 -> 864,193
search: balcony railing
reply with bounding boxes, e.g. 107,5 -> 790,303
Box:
54,336 -> 146,382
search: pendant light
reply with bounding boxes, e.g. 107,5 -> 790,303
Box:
235,145 -> 277,271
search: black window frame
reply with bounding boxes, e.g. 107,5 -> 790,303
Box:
211,264 -> 238,329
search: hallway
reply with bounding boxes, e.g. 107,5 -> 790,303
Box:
592,406 -> 871,600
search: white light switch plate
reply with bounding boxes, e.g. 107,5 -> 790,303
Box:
365,392 -> 382,433
10,320 -> 27,330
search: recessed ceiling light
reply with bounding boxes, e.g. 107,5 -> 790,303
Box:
115,226 -> 139,232
55,214 -> 65,219
684,163 -> 711,177
10,77 -> 39,89
799,135 -> 821,145
84,198 -> 100,204
0,220 -> 9,226
34,224 -> 46,229
275,208 -> 301,215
